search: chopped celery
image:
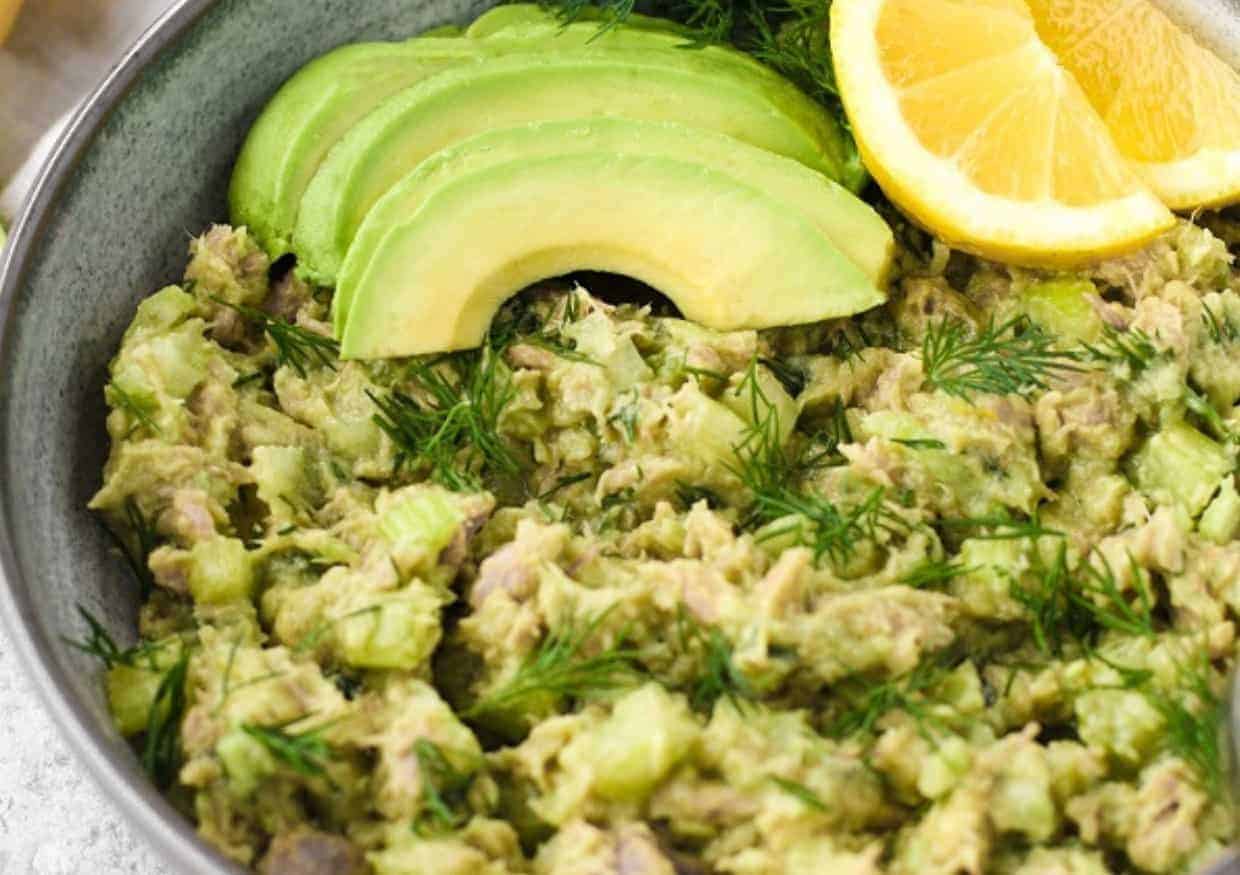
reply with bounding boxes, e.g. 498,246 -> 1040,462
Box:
335,587 -> 446,670
217,727 -> 277,798
251,446 -> 317,524
1199,477 -> 1240,544
723,364 -> 798,446
1128,421 -> 1231,516
123,286 -> 197,342
585,683 -> 699,801
1020,278 -> 1101,343
379,488 -> 465,577
564,311 -> 652,388
187,537 -> 256,605
667,384 -> 749,467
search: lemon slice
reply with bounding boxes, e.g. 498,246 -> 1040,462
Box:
1025,0 -> 1240,210
831,0 -> 1174,267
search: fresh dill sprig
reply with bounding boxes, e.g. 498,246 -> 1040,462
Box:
892,438 -> 946,450
370,347 -> 521,492
462,607 -> 642,720
1202,302 -> 1238,345
824,656 -> 947,740
769,776 -> 828,811
491,295 -> 598,365
731,361 -> 899,565
1074,552 -> 1155,638
900,559 -> 969,591
549,0 -> 639,34
105,383 -> 161,438
1008,543 -> 1095,657
1186,387 -> 1236,443
142,649 -> 190,789
213,298 -> 338,378
921,316 -> 1080,400
241,720 -> 336,780
65,605 -> 162,669
1154,651 -> 1226,800
744,0 -> 838,106
1080,324 -> 1159,375
938,511 -> 1063,542
676,606 -> 755,714
537,472 -> 594,502
101,498 -> 158,600
412,739 -> 478,836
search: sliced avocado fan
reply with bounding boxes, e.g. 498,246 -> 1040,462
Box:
293,49 -> 858,285
339,152 -> 886,359
332,118 -> 893,335
229,17 -> 854,259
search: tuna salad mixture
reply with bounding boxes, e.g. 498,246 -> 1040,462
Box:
87,214 -> 1240,874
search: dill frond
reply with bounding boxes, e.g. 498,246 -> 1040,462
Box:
1154,652 -> 1226,801
412,739 -> 478,835
770,776 -> 828,811
100,498 -> 159,600
214,298 -> 338,378
463,607 -> 642,719
370,346 -> 522,492
1008,543 -> 1094,657
65,605 -> 163,669
1080,324 -> 1160,375
142,649 -> 190,789
922,316 -> 1080,400
892,438 -> 946,450
824,656 -> 947,740
675,482 -> 722,510
938,511 -> 1063,541
241,720 -> 336,779
900,559 -> 969,591
1202,302 -> 1238,345
105,383 -> 162,438
607,391 -> 640,443
759,355 -> 809,397
1074,552 -> 1155,638
676,607 -> 755,714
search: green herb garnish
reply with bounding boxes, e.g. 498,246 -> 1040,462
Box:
1080,324 -> 1160,375
241,720 -> 336,780
676,607 -> 755,714
142,649 -> 190,789
65,605 -> 162,669
463,607 -> 642,720
370,346 -> 521,492
412,739 -> 478,835
892,437 -> 946,450
105,383 -> 161,438
824,656 -> 947,740
900,559 -> 969,590
214,298 -> 338,378
922,316 -> 1080,400
770,776 -> 828,811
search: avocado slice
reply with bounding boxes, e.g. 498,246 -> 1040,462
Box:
293,50 -> 859,284
229,20 -> 851,259
332,118 -> 893,334
339,152 -> 885,359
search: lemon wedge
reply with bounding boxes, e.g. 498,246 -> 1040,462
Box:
1025,0 -> 1240,210
831,0 -> 1174,267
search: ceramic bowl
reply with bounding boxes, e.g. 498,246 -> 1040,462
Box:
0,0 -> 1239,872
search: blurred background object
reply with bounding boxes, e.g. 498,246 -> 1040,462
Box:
0,0 -> 170,220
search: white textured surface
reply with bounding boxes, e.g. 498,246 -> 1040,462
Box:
2,1 -> 173,871
0,632 -> 166,873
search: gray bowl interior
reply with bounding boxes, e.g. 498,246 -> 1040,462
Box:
0,0 -> 489,871
2,0 -> 1240,873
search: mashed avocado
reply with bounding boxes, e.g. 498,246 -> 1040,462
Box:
87,214 -> 1240,874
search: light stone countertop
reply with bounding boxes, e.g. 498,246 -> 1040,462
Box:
1,2 -> 173,872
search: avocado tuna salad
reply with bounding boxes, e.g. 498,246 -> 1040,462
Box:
83,210 -> 1240,875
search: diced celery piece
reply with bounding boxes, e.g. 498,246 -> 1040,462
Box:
587,684 -> 699,801
1074,689 -> 1164,764
1200,477 -> 1240,544
144,320 -> 213,399
988,743 -> 1056,841
106,664 -> 165,736
1020,278 -> 1101,342
723,364 -> 798,446
1128,421 -> 1231,516
217,727 -> 276,798
123,286 -> 197,341
251,446 -> 315,524
563,311 -> 652,389
187,537 -> 256,605
667,385 -> 749,467
380,488 -> 465,577
335,588 -> 445,670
